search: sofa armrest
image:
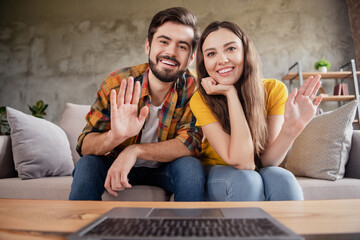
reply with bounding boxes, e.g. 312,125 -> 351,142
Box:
345,130 -> 360,179
0,136 -> 17,178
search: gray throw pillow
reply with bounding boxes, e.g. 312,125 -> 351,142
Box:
7,107 -> 74,180
285,100 -> 357,181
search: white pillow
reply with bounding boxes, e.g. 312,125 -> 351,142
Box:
58,103 -> 90,164
7,107 -> 74,180
285,100 -> 357,181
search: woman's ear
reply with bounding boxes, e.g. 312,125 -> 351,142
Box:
145,38 -> 150,56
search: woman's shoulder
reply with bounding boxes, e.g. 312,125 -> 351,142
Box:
190,90 -> 205,106
262,79 -> 286,91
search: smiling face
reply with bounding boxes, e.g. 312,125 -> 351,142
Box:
202,28 -> 244,85
145,21 -> 195,83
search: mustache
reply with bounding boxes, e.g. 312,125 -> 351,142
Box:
157,55 -> 180,66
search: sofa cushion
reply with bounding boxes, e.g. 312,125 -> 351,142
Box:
0,176 -> 170,201
0,176 -> 73,200
58,103 -> 90,164
102,186 -> 171,201
6,107 -> 74,180
297,176 -> 360,200
285,101 -> 357,181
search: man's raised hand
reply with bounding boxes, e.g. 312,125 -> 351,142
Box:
109,77 -> 149,143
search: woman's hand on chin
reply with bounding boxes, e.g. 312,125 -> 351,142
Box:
201,77 -> 234,96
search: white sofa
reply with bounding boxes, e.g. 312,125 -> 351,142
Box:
0,103 -> 359,200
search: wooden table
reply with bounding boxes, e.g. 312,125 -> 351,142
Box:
0,199 -> 360,239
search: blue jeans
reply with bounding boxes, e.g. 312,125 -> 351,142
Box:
205,165 -> 303,201
69,155 -> 205,201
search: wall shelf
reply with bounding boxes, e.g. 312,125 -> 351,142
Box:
282,72 -> 360,81
320,95 -> 355,102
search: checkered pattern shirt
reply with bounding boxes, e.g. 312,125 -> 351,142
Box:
77,63 -> 202,158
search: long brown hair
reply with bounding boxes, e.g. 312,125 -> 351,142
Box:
196,21 -> 267,162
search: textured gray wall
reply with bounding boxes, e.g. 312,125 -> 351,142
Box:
0,0 -> 355,123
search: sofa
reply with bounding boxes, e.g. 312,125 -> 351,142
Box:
0,102 -> 359,201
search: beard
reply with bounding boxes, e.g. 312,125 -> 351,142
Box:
148,55 -> 186,83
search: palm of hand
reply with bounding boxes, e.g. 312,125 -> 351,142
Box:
284,75 -> 322,136
111,103 -> 144,139
285,95 -> 316,130
110,78 -> 148,141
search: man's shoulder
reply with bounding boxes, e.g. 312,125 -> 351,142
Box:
110,63 -> 149,79
101,63 -> 149,90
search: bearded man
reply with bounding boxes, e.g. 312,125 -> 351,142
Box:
69,7 -> 205,201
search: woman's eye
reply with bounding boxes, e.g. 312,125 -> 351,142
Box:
227,46 -> 236,51
206,52 -> 215,57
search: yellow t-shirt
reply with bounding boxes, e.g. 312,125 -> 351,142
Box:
189,79 -> 288,166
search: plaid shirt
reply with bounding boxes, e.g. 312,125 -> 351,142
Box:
77,63 -> 202,158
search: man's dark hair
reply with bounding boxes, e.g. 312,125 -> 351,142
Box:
147,7 -> 200,54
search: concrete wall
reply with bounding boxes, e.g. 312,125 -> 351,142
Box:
347,0 -> 360,70
0,0 -> 355,123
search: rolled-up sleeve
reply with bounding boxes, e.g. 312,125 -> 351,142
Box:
175,103 -> 203,157
76,78 -> 113,156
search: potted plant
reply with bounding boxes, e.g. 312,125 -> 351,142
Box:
28,100 -> 48,118
0,100 -> 48,136
315,58 -> 331,73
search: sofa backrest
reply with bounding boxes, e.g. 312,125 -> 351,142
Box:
345,130 -> 360,179
58,103 -> 91,165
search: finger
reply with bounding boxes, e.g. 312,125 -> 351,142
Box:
125,77 -> 134,104
110,89 -> 117,113
138,106 -> 149,124
310,81 -> 322,100
120,172 -> 132,189
313,94 -> 322,107
304,75 -> 321,96
202,79 -> 213,93
118,79 -> 127,106
114,171 -> 125,191
297,77 -> 312,96
131,81 -> 141,105
104,175 -> 118,197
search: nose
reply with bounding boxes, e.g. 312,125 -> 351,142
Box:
218,52 -> 229,65
165,43 -> 177,56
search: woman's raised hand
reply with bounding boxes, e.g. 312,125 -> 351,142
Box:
284,75 -> 322,137
109,77 -> 149,142
201,77 -> 234,96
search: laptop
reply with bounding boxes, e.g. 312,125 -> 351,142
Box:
68,207 -> 304,240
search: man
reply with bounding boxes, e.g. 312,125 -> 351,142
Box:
69,7 -> 205,201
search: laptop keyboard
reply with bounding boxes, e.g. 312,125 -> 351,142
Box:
84,218 -> 288,238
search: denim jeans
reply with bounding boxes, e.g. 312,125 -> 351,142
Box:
69,155 -> 205,201
205,165 -> 304,201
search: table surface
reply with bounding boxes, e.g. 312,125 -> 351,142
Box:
0,198 -> 360,240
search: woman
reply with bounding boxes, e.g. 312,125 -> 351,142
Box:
190,21 -> 322,201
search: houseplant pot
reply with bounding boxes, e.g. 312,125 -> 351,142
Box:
315,58 -> 331,73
